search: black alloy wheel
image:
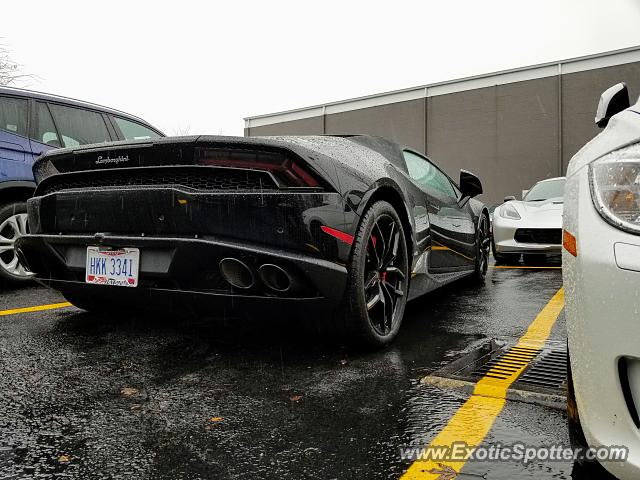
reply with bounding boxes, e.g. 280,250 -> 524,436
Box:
344,201 -> 409,348
472,213 -> 490,282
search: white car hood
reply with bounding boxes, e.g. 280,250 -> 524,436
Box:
567,101 -> 640,176
509,198 -> 564,225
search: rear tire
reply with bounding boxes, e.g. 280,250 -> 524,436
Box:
470,213 -> 490,284
61,291 -> 108,312
0,201 -> 34,286
61,290 -> 139,314
342,201 -> 409,349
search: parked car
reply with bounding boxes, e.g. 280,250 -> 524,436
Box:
0,87 -> 163,285
564,82 -> 640,478
16,135 -> 489,347
491,177 -> 565,265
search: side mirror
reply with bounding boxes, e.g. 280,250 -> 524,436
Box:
459,169 -> 482,198
595,82 -> 630,128
503,195 -> 516,202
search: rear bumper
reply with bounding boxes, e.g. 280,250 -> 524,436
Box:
27,187 -> 355,264
16,233 -> 348,311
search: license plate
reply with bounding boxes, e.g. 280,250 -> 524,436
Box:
85,247 -> 140,287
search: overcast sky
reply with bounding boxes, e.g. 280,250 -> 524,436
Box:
3,0 -> 640,136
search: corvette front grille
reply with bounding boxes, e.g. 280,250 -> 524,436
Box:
514,228 -> 562,244
37,167 -> 278,196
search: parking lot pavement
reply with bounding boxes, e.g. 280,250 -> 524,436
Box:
0,263 -> 583,479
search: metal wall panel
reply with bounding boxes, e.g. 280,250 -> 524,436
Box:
562,62 -> 640,172
325,100 -> 425,153
246,60 -> 640,206
427,77 -> 560,205
247,116 -> 324,136
427,86 -> 498,202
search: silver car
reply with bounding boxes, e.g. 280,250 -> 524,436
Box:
491,177 -> 565,264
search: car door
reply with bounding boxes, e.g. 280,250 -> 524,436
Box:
0,95 -> 32,182
402,151 -> 474,270
46,103 -> 112,148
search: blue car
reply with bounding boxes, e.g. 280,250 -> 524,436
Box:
0,87 -> 163,284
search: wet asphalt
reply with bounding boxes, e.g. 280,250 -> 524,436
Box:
0,261 -> 586,480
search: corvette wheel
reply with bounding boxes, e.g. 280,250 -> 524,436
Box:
344,201 -> 408,348
523,254 -> 547,266
0,202 -> 34,286
491,236 -> 520,265
471,213 -> 490,283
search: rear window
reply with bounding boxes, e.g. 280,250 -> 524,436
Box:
113,116 -> 160,140
48,104 -> 111,147
0,96 -> 28,137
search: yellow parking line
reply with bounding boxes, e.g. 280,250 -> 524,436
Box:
400,288 -> 564,479
491,265 -> 561,269
431,244 -> 474,262
0,302 -> 72,317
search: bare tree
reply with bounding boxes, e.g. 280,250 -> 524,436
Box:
0,43 -> 33,87
172,124 -> 192,136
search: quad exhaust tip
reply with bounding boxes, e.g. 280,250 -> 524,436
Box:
219,258 -> 254,289
259,264 -> 292,293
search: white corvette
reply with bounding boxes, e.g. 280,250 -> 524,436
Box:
564,82 -> 640,478
491,177 -> 565,264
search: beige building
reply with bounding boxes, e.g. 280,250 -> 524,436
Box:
244,46 -> 640,205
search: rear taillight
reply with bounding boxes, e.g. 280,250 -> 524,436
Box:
196,148 -> 321,188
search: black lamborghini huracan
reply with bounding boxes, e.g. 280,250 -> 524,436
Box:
17,135 -> 489,347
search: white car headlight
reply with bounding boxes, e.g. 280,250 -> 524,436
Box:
499,203 -> 521,220
590,142 -> 640,234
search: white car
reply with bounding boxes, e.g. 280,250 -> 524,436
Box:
491,177 -> 565,264
564,82 -> 640,478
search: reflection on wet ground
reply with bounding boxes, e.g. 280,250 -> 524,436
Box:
0,262 -> 586,479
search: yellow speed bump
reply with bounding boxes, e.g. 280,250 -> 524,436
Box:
401,288 -> 564,479
0,302 -> 72,317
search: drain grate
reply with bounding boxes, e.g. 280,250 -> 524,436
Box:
473,345 -> 540,380
514,345 -> 567,390
422,339 -> 567,408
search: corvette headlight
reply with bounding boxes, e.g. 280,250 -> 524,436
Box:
590,143 -> 640,234
500,203 -> 521,220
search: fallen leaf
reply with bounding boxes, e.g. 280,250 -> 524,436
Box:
205,417 -> 224,430
120,387 -> 139,397
58,455 -> 71,464
130,404 -> 142,411
290,395 -> 302,402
